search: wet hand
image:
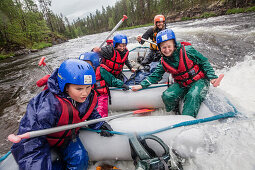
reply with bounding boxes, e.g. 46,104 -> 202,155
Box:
137,36 -> 142,42
131,68 -> 137,73
131,85 -> 142,91
122,84 -> 130,91
210,79 -> 218,87
100,122 -> 114,137
92,47 -> 101,53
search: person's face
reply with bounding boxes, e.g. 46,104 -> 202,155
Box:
156,21 -> 164,29
115,43 -> 126,52
66,84 -> 91,103
160,40 -> 175,57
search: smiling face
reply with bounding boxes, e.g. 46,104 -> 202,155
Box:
160,40 -> 176,57
65,84 -> 92,103
156,21 -> 164,30
115,43 -> 126,52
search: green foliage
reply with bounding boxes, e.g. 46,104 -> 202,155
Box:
181,12 -> 216,21
200,12 -> 217,18
226,6 -> 255,14
245,6 -> 255,12
31,42 -> 52,49
181,17 -> 191,21
119,23 -> 153,30
0,0 -> 254,58
0,53 -> 13,60
226,8 -> 245,14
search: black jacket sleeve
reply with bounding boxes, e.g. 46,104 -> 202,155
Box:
99,45 -> 114,60
140,28 -> 154,44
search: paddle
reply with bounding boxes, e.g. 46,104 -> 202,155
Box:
8,108 -> 155,143
141,37 -> 157,46
38,57 -> 52,74
99,15 -> 128,48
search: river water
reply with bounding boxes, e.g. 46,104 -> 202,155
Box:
0,13 -> 255,169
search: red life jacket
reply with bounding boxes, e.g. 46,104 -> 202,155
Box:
93,66 -> 109,96
106,39 -> 113,46
100,47 -> 129,76
161,42 -> 205,87
46,91 -> 97,147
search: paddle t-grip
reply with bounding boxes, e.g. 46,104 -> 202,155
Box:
38,57 -> 46,66
8,133 -> 30,143
122,15 -> 128,21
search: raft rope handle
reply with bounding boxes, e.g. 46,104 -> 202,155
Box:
129,46 -> 150,52
0,151 -> 11,163
110,84 -> 168,91
82,110 -> 239,137
0,111 -> 245,163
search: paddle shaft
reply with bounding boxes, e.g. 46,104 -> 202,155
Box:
8,109 -> 154,143
99,15 -> 128,48
141,38 -> 157,46
29,111 -> 134,138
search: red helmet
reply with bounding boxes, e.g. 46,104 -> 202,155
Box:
154,15 -> 165,25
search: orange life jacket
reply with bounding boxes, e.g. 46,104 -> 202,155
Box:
161,42 -> 205,87
46,91 -> 97,147
150,31 -> 159,51
93,66 -> 109,96
100,48 -> 129,76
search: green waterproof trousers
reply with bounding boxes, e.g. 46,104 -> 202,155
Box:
161,79 -> 210,117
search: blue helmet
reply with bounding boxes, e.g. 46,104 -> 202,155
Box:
79,52 -> 100,68
57,59 -> 96,92
113,34 -> 128,48
156,29 -> 177,48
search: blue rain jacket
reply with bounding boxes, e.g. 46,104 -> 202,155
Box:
11,69 -> 104,170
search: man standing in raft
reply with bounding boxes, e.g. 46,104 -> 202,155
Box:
136,15 -> 166,66
132,29 -> 222,118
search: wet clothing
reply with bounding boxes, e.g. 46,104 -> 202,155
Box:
140,42 -> 218,117
139,27 -> 165,65
52,137 -> 89,170
161,44 -> 205,87
46,93 -> 97,147
99,45 -> 133,76
11,69 -> 104,170
97,94 -> 109,118
93,66 -> 124,117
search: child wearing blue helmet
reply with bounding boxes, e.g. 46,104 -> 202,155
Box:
93,33 -> 136,82
79,52 -> 129,118
11,59 -> 113,170
132,29 -> 221,118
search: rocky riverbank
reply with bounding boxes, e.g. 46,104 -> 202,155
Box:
0,33 -> 67,59
166,1 -> 254,22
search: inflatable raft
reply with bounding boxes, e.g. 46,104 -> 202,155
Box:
0,87 -> 239,169
0,47 -> 240,168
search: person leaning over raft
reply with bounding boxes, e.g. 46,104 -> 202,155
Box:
11,59 -> 114,170
132,29 -> 220,118
79,52 -> 129,118
93,33 -> 136,83
136,15 -> 167,66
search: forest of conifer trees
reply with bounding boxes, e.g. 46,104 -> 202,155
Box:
0,0 -> 254,58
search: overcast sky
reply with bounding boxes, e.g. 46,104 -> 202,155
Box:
51,0 -> 119,22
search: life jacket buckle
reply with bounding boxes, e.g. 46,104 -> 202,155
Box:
188,69 -> 196,77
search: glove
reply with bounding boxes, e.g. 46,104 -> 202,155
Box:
143,65 -> 150,72
122,84 -> 130,91
100,122 -> 114,137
